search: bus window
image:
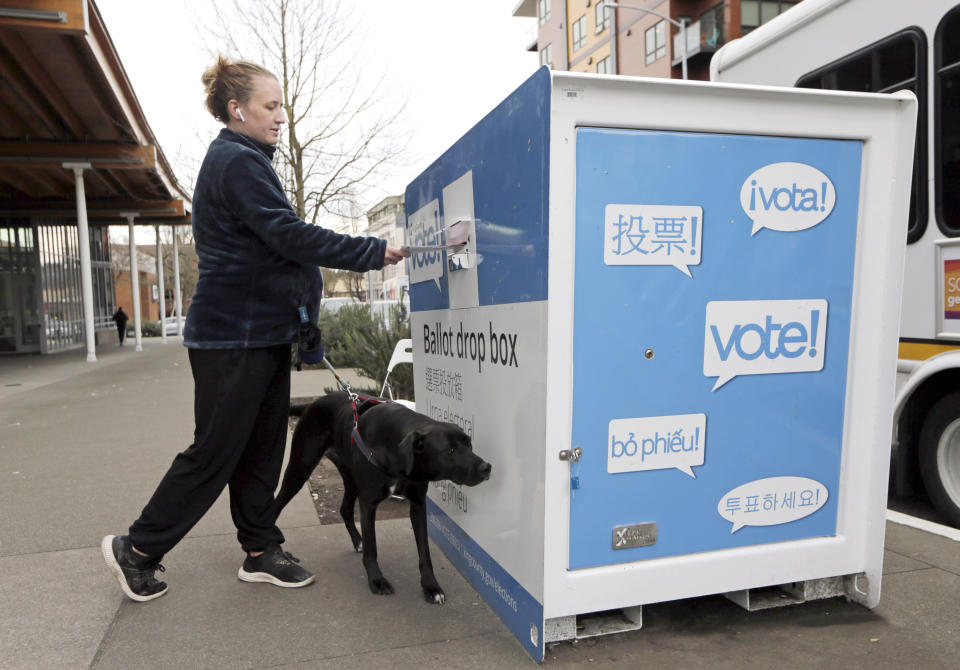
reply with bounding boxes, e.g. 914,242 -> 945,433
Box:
936,6 -> 960,236
797,28 -> 928,243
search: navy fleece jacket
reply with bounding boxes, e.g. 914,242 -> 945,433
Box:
183,128 -> 386,349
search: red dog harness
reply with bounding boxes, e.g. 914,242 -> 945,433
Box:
319,354 -> 394,471
350,393 -> 392,469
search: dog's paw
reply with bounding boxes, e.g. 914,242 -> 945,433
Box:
369,577 -> 395,595
353,540 -> 363,553
423,586 -> 446,605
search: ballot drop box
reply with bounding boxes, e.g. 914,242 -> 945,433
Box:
403,68 -> 917,661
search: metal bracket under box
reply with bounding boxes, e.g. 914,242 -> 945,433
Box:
543,574 -> 868,645
725,574 -> 865,611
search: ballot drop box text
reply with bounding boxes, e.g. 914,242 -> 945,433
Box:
404,68 -> 917,662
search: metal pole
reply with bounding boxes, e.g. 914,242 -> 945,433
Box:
122,212 -> 143,352
155,224 -> 167,343
64,162 -> 96,362
681,19 -> 688,80
172,226 -> 183,337
610,3 -> 618,75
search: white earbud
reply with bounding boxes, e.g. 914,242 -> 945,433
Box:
237,109 -> 246,123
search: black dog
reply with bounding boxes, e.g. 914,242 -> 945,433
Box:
272,392 -> 491,603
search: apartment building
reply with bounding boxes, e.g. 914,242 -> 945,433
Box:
514,0 -> 803,80
365,195 -> 409,301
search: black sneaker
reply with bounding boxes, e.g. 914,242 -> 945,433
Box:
238,545 -> 315,588
101,535 -> 168,602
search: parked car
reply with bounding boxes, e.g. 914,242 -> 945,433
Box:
162,316 -> 186,335
321,297 -> 410,323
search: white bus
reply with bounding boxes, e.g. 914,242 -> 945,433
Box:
711,0 -> 960,526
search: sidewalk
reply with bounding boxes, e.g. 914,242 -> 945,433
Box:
0,340 -> 958,669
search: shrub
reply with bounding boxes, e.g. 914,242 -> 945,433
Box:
309,302 -> 413,400
140,320 -> 162,337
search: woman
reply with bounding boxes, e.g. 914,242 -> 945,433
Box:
102,57 -> 408,602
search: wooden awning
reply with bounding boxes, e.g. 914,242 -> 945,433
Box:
0,0 -> 191,226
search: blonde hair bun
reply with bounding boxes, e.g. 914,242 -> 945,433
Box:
201,56 -> 275,123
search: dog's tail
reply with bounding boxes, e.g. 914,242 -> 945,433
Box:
270,405 -> 333,520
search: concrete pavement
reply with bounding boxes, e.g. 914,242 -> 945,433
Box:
0,339 -> 958,669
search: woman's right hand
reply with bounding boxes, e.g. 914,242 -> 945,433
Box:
383,246 -> 410,266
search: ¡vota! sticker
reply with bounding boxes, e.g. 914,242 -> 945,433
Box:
406,198 -> 443,291
740,162 -> 836,236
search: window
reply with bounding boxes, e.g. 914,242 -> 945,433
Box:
645,21 -> 666,65
936,7 -> 960,235
36,219 -> 85,353
538,0 -> 551,26
595,2 -> 610,34
701,2 -> 726,49
540,43 -> 553,69
597,56 -> 611,74
89,226 -> 114,330
741,1 -> 800,35
573,15 -> 587,52
797,28 -> 928,243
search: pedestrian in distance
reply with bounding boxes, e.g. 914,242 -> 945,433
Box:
102,56 -> 409,602
112,306 -> 129,346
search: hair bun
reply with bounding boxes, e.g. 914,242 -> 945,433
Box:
201,55 -> 274,124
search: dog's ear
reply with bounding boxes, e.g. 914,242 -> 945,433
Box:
393,431 -> 419,476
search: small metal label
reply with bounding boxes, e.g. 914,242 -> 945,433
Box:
612,523 -> 658,549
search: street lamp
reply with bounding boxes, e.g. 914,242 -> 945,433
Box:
602,0 -> 688,80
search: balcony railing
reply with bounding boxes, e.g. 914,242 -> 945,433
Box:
671,9 -> 726,65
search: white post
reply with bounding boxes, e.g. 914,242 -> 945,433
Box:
155,224 -> 167,343
680,19 -> 688,80
122,212 -> 143,352
64,162 -> 96,362
172,226 -> 183,337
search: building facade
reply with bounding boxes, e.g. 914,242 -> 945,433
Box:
1,217 -> 116,353
0,1 -> 192,357
364,195 -> 409,300
514,0 -> 803,80
112,245 -> 164,323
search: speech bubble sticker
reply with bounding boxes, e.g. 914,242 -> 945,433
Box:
740,162 -> 836,236
406,199 -> 444,291
718,476 -> 828,533
703,299 -> 828,391
607,413 -> 706,478
603,204 -> 703,277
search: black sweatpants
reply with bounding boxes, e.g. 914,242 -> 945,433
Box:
128,345 -> 291,557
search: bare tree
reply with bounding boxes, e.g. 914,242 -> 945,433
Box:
202,0 -> 409,225
321,267 -> 366,299
111,242 -> 130,289
158,226 -> 200,315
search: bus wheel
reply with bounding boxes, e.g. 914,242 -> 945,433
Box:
919,392 -> 960,528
